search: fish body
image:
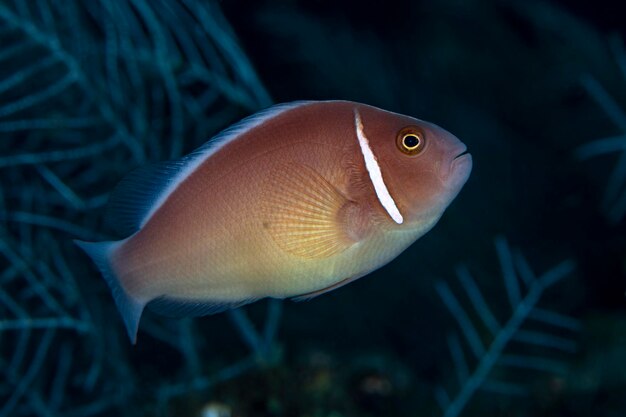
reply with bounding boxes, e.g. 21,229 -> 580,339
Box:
76,101 -> 472,342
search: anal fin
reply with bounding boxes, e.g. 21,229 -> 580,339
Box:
292,273 -> 364,301
147,296 -> 258,318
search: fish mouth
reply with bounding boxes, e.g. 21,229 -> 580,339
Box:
453,149 -> 470,160
451,146 -> 472,170
441,145 -> 472,189
451,144 -> 472,168
452,144 -> 469,161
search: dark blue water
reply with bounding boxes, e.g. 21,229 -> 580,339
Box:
0,0 -> 624,416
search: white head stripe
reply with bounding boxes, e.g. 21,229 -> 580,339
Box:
354,109 -> 404,224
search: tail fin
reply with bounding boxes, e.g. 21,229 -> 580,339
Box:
74,239 -> 145,344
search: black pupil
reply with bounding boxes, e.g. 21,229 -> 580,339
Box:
404,135 -> 419,148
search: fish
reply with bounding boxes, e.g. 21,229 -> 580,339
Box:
75,100 -> 472,343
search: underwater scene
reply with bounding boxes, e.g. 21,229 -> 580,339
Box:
1,0 -> 625,416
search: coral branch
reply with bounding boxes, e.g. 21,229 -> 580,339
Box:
436,238 -> 577,417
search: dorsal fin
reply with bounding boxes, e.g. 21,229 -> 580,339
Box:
106,101 -> 313,236
106,161 -> 183,236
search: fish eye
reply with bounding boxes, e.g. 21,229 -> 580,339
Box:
403,134 -> 420,149
397,127 -> 425,156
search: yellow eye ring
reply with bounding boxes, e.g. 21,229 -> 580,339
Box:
397,127 -> 425,155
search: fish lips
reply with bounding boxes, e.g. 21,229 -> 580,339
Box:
442,145 -> 473,191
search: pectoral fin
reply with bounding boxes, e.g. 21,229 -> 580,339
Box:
262,163 -> 358,259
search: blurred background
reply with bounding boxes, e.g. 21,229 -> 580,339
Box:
0,0 -> 624,416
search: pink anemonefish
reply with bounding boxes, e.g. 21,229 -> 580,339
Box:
76,101 -> 472,343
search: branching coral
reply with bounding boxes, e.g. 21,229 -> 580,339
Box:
577,35 -> 626,224
0,1 -> 276,415
435,237 -> 578,417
